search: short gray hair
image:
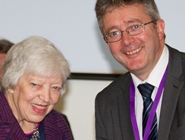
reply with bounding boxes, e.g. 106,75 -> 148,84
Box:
1,36 -> 70,95
95,0 -> 161,35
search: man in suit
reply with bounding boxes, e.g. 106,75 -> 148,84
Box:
94,0 -> 185,140
0,39 -> 14,75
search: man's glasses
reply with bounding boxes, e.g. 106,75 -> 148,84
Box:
104,20 -> 157,43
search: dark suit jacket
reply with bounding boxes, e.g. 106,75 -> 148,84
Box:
95,45 -> 185,140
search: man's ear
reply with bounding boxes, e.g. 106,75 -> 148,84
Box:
103,36 -> 109,44
156,19 -> 165,40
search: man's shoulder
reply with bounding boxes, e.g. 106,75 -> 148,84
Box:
95,72 -> 131,101
167,44 -> 185,77
167,44 -> 185,56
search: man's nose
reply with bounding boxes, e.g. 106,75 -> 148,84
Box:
120,31 -> 134,46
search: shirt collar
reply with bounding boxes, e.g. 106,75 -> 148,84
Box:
131,45 -> 169,88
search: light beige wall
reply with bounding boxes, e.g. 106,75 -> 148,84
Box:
54,79 -> 112,140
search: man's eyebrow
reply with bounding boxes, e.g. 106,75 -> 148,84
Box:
105,25 -> 120,34
124,19 -> 141,24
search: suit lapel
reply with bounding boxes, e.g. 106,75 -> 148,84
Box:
117,74 -> 135,139
158,46 -> 184,139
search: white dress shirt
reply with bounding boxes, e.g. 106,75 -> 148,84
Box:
131,45 -> 169,140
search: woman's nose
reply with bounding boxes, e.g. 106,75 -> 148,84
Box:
38,88 -> 50,103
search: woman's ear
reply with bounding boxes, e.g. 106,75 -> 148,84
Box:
8,88 -> 14,94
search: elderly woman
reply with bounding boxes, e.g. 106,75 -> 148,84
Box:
0,36 -> 73,140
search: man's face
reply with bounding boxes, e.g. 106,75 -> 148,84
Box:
0,53 -> 6,75
102,4 -> 165,80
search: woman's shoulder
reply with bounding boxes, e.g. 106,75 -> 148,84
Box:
44,109 -> 66,124
43,110 -> 72,132
43,110 -> 73,139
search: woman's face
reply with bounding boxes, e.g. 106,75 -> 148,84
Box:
6,73 -> 62,123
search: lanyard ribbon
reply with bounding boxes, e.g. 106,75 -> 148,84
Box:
130,66 -> 168,140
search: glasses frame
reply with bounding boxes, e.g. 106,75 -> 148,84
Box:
104,20 -> 157,43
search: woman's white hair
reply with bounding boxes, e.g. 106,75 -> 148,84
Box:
1,36 -> 70,95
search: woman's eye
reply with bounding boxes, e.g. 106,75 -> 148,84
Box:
52,86 -> 61,90
30,83 -> 41,90
31,83 -> 37,87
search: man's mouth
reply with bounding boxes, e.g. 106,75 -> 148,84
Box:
126,47 -> 142,55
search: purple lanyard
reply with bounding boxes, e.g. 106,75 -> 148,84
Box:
130,66 -> 168,140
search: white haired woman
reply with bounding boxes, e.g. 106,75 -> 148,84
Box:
0,36 -> 73,140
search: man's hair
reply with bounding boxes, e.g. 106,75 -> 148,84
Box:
95,0 -> 160,34
0,39 -> 14,53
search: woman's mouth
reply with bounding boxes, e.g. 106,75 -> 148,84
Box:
32,104 -> 48,114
